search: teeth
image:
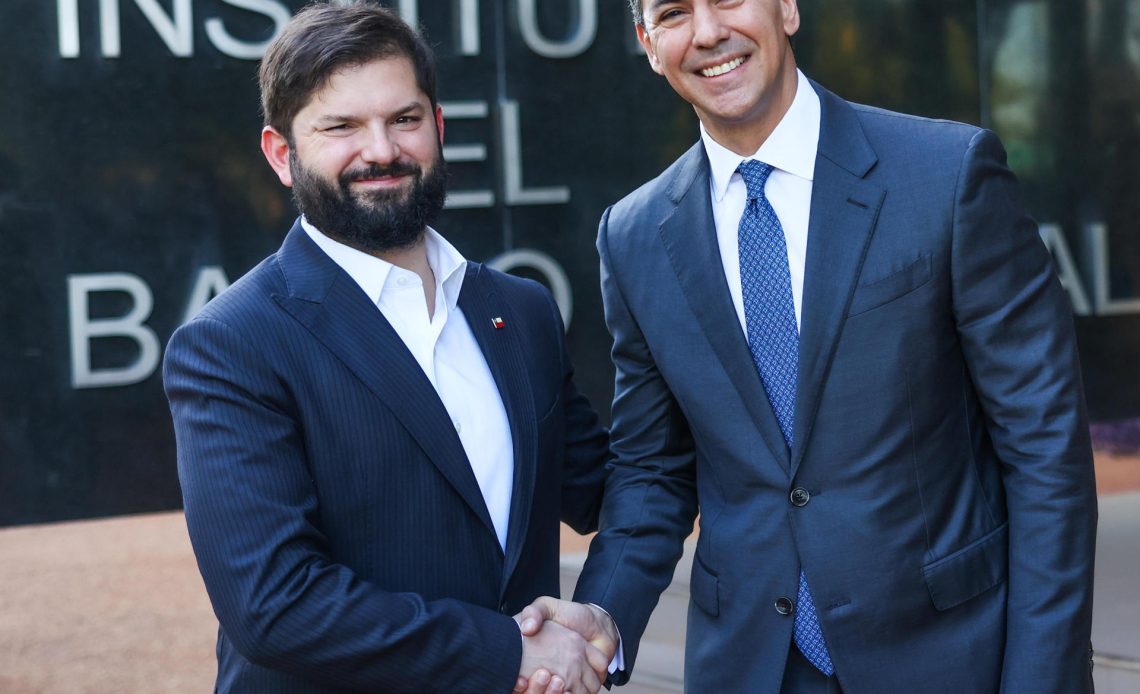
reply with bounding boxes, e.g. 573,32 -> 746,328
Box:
700,57 -> 744,77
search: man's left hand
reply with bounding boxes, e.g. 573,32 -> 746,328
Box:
512,597 -> 619,692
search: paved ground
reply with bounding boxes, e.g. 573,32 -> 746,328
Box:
0,513 -> 215,693
1090,497 -> 1140,694
0,453 -> 1137,693
1093,451 -> 1140,496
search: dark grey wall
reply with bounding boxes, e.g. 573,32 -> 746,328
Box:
2,0 -> 1137,525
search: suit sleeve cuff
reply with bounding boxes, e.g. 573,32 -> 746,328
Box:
588,603 -> 625,674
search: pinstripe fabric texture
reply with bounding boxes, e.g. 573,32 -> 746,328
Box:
164,220 -> 608,693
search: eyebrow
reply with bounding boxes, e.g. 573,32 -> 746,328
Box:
389,103 -> 427,119
312,102 -> 427,126
313,114 -> 354,126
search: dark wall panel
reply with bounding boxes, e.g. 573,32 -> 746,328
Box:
2,0 -> 1137,525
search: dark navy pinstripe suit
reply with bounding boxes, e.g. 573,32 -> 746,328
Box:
164,220 -> 609,693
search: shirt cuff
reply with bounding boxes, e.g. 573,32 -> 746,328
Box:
588,603 -> 625,674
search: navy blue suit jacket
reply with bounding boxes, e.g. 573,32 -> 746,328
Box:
574,83 -> 1097,693
164,221 -> 609,692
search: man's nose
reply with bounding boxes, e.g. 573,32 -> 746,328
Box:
690,5 -> 730,48
360,126 -> 400,164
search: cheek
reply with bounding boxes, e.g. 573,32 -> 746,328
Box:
660,35 -> 694,71
401,132 -> 443,165
309,146 -> 358,176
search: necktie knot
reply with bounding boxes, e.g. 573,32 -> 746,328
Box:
737,159 -> 774,200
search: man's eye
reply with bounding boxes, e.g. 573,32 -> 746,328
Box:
323,124 -> 350,132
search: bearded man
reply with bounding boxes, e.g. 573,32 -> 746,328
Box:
162,4 -> 614,692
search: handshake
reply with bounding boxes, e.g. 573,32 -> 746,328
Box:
511,597 -> 620,694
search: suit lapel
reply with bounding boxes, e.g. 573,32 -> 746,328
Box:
791,84 -> 886,477
271,223 -> 497,537
456,265 -> 538,590
657,144 -> 792,473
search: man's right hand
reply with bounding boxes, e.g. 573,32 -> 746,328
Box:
516,597 -> 618,661
515,619 -> 608,694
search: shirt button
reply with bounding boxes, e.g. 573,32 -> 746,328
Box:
790,487 -> 811,507
397,277 -> 408,286
775,597 -> 795,615
454,421 -> 462,433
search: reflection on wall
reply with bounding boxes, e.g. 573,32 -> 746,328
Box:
1088,0 -> 1140,303
1128,1 -> 1140,69
988,2 -> 1050,176
1066,0 -> 1139,426
798,0 -> 978,123
803,0 -> 1140,427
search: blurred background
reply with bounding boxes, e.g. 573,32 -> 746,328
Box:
1,0 -> 1137,691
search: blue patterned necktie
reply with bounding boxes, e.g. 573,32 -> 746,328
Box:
736,160 -> 834,677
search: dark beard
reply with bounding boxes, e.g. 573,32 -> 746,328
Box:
289,149 -> 448,254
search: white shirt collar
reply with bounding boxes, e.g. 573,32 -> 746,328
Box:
701,69 -> 821,202
300,217 -> 468,310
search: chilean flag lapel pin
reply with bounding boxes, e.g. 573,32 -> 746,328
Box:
491,316 -> 505,329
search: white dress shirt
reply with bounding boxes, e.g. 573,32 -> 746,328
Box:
701,69 -> 821,331
302,218 -> 515,551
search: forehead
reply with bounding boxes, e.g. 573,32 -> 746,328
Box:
301,56 -> 428,116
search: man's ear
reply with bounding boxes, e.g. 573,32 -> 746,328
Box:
260,126 -> 293,187
782,0 -> 801,38
434,103 -> 445,146
636,24 -> 664,76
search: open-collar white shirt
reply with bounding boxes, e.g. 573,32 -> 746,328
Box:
701,68 -> 821,332
302,218 -> 514,551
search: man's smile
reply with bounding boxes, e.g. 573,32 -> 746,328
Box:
699,55 -> 747,78
342,161 -> 420,192
349,174 -> 410,189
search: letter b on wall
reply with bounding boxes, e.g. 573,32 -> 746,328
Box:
68,273 -> 160,388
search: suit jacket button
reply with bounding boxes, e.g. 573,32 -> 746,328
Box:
499,601 -> 508,613
775,597 -> 794,615
790,487 -> 811,507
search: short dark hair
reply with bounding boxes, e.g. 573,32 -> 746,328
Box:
259,1 -> 438,139
628,0 -> 644,26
